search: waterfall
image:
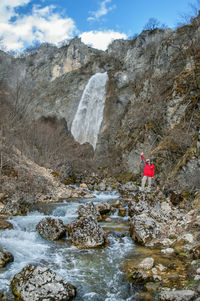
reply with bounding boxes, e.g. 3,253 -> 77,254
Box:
71,72 -> 108,150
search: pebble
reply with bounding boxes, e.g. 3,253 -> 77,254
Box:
161,248 -> 175,254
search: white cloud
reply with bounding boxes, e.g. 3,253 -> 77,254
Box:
87,0 -> 116,21
0,0 -> 30,23
0,1 -> 77,51
0,0 -> 126,53
80,30 -> 127,51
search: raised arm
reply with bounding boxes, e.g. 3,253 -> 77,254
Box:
141,152 -> 146,165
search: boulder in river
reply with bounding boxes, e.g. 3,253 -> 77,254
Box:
0,249 -> 14,267
68,216 -> 106,248
78,202 -> 101,221
36,217 -> 66,241
11,264 -> 76,301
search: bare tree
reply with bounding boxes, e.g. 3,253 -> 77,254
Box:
189,0 -> 200,17
177,0 -> 200,26
143,17 -> 167,31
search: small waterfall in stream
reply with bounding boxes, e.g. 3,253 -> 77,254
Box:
71,72 -> 108,150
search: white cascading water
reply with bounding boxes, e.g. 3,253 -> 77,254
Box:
71,72 -> 108,150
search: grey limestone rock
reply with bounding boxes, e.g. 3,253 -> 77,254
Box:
68,216 -> 106,248
11,264 -> 76,301
129,213 -> 160,245
159,289 -> 196,301
36,217 -> 66,241
78,202 -> 101,221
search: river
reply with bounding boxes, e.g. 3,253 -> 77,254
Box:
0,191 -> 140,300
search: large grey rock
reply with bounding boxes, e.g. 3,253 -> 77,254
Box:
129,213 -> 160,245
36,217 -> 66,241
11,264 -> 76,301
68,216 -> 106,248
78,202 -> 101,221
159,289 -> 196,301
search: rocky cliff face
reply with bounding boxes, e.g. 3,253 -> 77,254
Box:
1,15 -> 200,191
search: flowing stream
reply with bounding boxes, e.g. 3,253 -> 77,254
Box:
0,191 -> 140,301
71,72 -> 108,150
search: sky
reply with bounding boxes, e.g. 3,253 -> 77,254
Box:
0,0 -> 199,52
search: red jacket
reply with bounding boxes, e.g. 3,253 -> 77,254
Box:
141,155 -> 155,177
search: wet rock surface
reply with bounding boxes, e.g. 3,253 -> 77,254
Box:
68,216 -> 106,248
11,264 -> 76,301
0,249 -> 14,267
131,257 -> 156,284
0,220 -> 13,230
36,217 -> 66,241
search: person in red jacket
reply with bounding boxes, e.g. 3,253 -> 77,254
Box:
140,152 -> 155,192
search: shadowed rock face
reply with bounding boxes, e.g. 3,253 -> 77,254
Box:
11,264 -> 76,301
68,216 -> 106,249
36,217 -> 66,241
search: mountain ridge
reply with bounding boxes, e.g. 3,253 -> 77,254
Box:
0,13 -> 199,193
